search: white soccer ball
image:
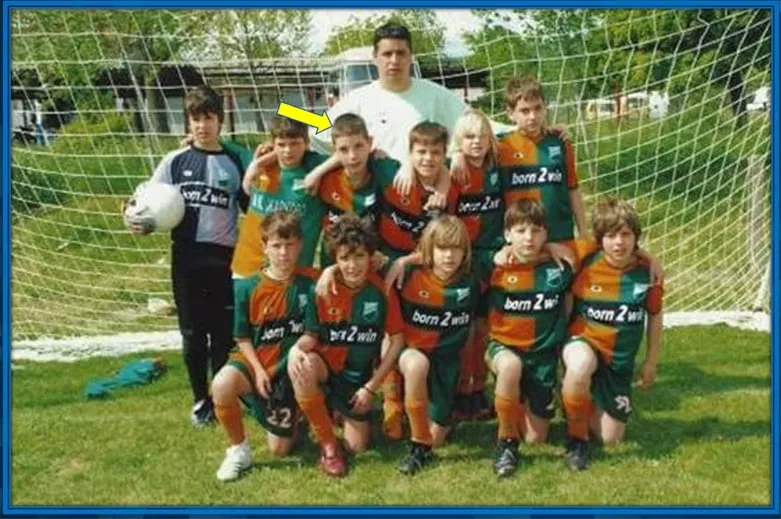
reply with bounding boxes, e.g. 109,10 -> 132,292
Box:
124,181 -> 185,233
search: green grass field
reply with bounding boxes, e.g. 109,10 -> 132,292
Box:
10,325 -> 771,507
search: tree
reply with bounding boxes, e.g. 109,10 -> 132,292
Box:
464,9 -> 771,125
12,9 -> 211,138
322,10 -> 446,57
209,10 -> 312,59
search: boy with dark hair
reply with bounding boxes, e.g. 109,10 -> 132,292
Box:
287,214 -> 405,477
126,84 -> 251,427
484,199 -> 575,478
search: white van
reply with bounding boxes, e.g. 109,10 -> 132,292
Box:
747,86 -> 769,112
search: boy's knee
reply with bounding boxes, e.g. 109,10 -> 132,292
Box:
524,431 -> 547,445
268,439 -> 293,457
600,430 -> 624,446
345,437 -> 369,454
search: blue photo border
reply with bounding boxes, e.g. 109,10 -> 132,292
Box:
2,0 -> 779,517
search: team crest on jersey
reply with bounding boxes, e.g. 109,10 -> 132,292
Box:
506,274 -> 519,285
418,289 -> 431,299
590,284 -> 603,293
363,302 -> 379,322
364,193 -> 377,206
400,197 -> 411,207
331,192 -> 341,202
183,169 -> 193,177
456,288 -> 471,302
489,173 -> 499,186
633,283 -> 649,300
292,178 -> 306,191
513,151 -> 525,160
546,268 -> 563,288
548,146 -> 561,159
298,294 -> 308,310
328,307 -> 340,317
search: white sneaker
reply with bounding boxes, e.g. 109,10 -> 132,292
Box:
216,440 -> 252,482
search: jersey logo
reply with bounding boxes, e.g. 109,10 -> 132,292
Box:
633,283 -> 649,299
363,302 -> 379,322
506,274 -> 519,285
489,172 -> 499,186
364,193 -> 377,206
298,294 -> 308,310
327,307 -> 341,317
546,268 -> 563,288
418,289 -> 431,299
513,151 -> 525,159
331,192 -> 341,202
183,169 -> 193,177
548,146 -> 561,159
456,288 -> 471,302
615,395 -> 632,414
400,196 -> 411,207
589,284 -> 603,293
292,179 -> 306,191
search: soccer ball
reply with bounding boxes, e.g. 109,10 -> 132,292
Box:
124,181 -> 185,233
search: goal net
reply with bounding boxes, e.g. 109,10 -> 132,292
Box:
10,9 -> 771,356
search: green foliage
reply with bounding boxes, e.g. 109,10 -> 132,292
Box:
10,326 -> 771,505
210,10 -> 312,59
465,9 -> 771,118
322,10 -> 446,57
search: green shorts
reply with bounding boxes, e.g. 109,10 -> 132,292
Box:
227,359 -> 298,438
322,372 -> 373,423
487,340 -> 557,419
414,349 -> 461,427
564,338 -> 635,423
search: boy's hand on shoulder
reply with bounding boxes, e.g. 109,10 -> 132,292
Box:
423,191 -> 447,212
254,140 -> 274,159
450,151 -> 469,185
548,124 -> 569,141
179,134 -> 194,148
371,148 -> 389,160
493,245 -> 513,266
545,242 -> 576,270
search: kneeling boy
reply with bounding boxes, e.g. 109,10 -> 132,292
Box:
288,214 -> 404,477
211,210 -> 318,481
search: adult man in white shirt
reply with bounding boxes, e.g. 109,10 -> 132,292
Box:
311,23 -> 467,161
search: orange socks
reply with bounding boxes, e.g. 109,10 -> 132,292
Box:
297,390 -> 336,446
214,399 -> 245,445
494,394 -> 520,440
405,398 -> 433,446
562,389 -> 593,440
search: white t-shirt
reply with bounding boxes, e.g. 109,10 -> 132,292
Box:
312,78 -> 467,161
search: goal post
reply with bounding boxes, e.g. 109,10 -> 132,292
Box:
9,8 -> 772,353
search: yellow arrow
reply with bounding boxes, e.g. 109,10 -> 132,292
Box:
277,103 -> 332,134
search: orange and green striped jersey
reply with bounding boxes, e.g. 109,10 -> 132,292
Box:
400,265 -> 480,357
455,162 -> 505,250
486,255 -> 574,353
496,130 -> 579,242
305,274 -> 403,385
230,152 -> 327,276
316,158 -> 399,266
376,169 -> 460,256
233,267 -> 319,374
568,241 -> 664,369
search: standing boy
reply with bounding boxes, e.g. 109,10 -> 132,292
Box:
497,76 -> 588,245
127,85 -> 250,426
231,117 -> 327,276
